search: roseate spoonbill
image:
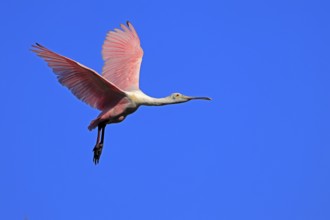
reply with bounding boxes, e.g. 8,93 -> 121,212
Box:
32,21 -> 211,164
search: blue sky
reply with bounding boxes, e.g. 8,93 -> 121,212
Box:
1,0 -> 330,219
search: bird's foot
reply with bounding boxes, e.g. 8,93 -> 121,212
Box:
93,143 -> 103,164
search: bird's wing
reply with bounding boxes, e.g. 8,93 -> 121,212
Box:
32,43 -> 126,111
101,21 -> 143,91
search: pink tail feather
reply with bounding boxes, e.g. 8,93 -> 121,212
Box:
88,118 -> 100,130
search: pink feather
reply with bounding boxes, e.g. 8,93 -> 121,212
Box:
101,21 -> 144,91
31,43 -> 125,111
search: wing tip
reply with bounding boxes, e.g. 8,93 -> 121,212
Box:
31,42 -> 44,49
126,20 -> 130,27
34,42 -> 42,47
31,42 -> 41,53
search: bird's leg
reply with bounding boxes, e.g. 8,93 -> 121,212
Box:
93,125 -> 106,164
100,125 -> 106,146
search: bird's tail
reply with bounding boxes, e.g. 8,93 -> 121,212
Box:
88,118 -> 100,131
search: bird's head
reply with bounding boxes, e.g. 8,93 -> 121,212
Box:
169,93 -> 211,103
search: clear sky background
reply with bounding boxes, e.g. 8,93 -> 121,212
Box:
1,0 -> 330,219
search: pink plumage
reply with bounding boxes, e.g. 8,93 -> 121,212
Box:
32,21 -> 210,164
102,21 -> 143,91
31,43 -> 125,111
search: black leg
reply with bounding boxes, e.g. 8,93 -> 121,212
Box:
96,126 -> 101,144
93,125 -> 106,164
100,125 -> 106,145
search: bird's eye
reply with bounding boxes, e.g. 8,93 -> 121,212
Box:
175,94 -> 180,97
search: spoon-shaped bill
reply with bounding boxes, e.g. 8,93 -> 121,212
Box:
186,96 -> 211,100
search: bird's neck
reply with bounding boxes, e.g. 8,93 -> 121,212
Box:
142,97 -> 176,106
127,91 -> 176,106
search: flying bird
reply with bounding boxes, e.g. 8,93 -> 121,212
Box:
32,21 -> 211,164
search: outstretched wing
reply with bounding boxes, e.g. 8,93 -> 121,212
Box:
102,21 -> 143,91
32,43 -> 125,111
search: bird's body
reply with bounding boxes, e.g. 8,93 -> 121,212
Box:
32,21 -> 210,164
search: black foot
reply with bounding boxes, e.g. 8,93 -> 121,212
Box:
93,143 -> 103,164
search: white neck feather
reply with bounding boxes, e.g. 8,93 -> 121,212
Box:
126,90 -> 176,106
